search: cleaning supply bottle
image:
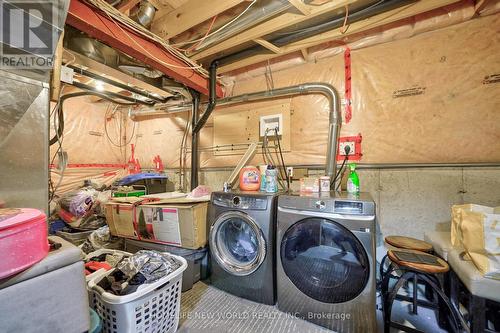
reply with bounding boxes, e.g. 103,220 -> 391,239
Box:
265,165 -> 278,193
259,165 -> 268,191
347,163 -> 360,194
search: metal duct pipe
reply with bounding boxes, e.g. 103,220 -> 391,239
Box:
190,90 -> 201,190
190,0 -> 291,54
71,81 -> 155,105
68,64 -> 169,103
135,82 -> 341,179
217,0 -> 414,65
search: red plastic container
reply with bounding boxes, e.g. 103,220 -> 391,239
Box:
0,208 -> 49,279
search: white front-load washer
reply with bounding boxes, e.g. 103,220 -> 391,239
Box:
276,192 -> 377,332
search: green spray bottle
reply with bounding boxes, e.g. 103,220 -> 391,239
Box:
346,163 -> 360,193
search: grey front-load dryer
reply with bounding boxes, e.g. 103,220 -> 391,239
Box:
277,192 -> 377,332
208,191 -> 278,305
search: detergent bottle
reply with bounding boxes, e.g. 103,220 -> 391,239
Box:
239,166 -> 261,191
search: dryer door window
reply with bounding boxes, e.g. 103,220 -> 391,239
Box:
280,217 -> 370,303
210,211 -> 266,276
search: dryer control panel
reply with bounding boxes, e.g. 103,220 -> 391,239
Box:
212,192 -> 269,210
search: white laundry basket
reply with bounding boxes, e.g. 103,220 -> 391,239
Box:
88,254 -> 187,333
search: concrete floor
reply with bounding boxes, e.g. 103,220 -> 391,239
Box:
178,281 -> 445,333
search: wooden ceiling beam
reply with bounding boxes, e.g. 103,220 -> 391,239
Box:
217,0 -> 462,73
151,0 -> 247,39
116,0 -> 141,13
287,0 -> 311,15
253,38 -> 282,54
191,0 -> 357,61
473,0 -> 491,16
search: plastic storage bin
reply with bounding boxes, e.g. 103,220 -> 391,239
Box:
0,208 -> 49,279
115,173 -> 174,194
124,239 -> 208,291
88,254 -> 187,333
56,228 -> 94,246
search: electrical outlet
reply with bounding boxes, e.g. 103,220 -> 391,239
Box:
339,141 -> 355,156
286,167 -> 293,178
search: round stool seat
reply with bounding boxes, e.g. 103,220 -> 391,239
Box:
385,235 -> 433,252
387,249 -> 449,274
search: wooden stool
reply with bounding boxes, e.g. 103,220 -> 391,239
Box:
382,249 -> 461,333
385,236 -> 433,252
380,236 -> 434,286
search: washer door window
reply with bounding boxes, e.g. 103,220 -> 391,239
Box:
210,211 -> 266,276
281,217 -> 369,303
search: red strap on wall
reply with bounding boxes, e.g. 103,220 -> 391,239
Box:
49,163 -> 127,169
344,47 -> 352,123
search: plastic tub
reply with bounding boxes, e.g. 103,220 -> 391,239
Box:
0,208 -> 49,279
56,228 -> 94,246
88,254 -> 187,333
89,308 -> 103,333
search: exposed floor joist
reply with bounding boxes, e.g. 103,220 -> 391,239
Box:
151,0 -> 247,39
66,0 -> 223,97
190,0 -> 358,61
253,38 -> 282,54
287,0 -> 311,15
116,0 -> 141,13
217,0 -> 463,73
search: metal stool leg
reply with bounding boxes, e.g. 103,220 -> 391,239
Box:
418,274 -> 462,333
384,271 -> 414,333
412,273 -> 418,315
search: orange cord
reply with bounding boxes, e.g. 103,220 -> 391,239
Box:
185,15 -> 218,52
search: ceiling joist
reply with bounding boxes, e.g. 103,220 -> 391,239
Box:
253,38 -> 282,54
287,0 -> 311,15
191,0 -> 358,61
151,0 -> 248,39
217,0 -> 463,73
116,0 -> 141,13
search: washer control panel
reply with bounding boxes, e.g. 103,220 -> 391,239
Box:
278,192 -> 375,216
212,193 -> 268,210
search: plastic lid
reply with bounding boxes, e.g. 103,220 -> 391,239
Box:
0,208 -> 46,230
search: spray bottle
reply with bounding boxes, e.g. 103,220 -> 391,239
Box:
346,163 -> 360,194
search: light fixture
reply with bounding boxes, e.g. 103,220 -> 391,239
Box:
95,80 -> 104,91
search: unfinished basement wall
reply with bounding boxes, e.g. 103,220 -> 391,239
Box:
133,10 -> 500,239
50,96 -> 130,195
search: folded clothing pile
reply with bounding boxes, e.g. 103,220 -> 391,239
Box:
96,250 -> 182,296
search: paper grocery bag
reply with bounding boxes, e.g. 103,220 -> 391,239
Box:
451,204 -> 495,247
460,207 -> 500,280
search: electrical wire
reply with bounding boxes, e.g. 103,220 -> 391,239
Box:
171,0 -> 257,48
104,103 -> 137,148
274,127 -> 289,190
340,4 -> 350,34
185,15 -> 218,52
83,0 -> 208,76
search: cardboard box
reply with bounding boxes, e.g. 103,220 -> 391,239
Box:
104,201 -> 137,238
136,203 -> 208,249
104,199 -> 208,250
